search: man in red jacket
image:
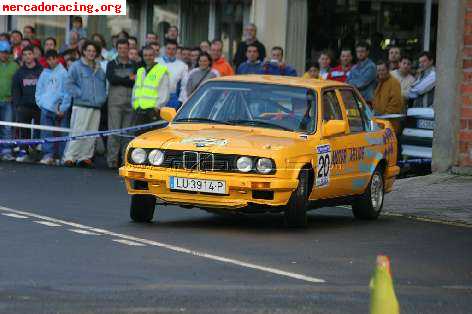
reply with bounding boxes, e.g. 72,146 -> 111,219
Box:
327,48 -> 353,82
38,37 -> 66,68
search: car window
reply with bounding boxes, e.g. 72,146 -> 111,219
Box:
322,90 -> 343,121
176,81 -> 317,133
351,90 -> 381,132
339,89 -> 366,132
208,91 -> 252,121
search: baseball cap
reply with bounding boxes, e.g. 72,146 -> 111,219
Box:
0,40 -> 11,53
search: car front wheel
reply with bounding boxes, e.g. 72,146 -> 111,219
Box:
352,168 -> 384,220
130,194 -> 156,222
283,169 -> 310,228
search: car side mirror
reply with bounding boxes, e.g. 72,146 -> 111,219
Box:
160,107 -> 177,122
322,120 -> 347,137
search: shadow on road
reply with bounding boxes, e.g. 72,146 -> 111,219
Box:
131,207 -> 397,234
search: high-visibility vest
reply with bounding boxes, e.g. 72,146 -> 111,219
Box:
132,63 -> 168,110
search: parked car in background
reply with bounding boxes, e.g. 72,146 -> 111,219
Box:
399,107 -> 434,172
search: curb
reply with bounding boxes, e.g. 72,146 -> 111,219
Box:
383,212 -> 472,228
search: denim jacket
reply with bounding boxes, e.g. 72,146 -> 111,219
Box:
35,63 -> 72,113
347,58 -> 377,102
66,58 -> 107,109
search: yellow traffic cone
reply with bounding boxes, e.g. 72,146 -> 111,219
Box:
370,255 -> 400,314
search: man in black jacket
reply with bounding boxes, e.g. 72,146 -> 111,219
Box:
11,45 -> 43,162
233,23 -> 266,70
105,38 -> 136,168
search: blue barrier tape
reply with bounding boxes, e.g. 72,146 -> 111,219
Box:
0,120 -> 434,168
0,121 -> 167,147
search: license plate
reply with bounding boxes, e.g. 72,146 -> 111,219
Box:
417,119 -> 435,130
169,176 -> 226,195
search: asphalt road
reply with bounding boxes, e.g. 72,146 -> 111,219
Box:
0,162 -> 471,314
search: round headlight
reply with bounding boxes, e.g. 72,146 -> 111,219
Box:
131,148 -> 147,164
256,158 -> 274,174
148,149 -> 164,166
236,156 -> 253,173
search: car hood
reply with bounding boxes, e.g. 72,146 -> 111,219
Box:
131,123 -> 309,155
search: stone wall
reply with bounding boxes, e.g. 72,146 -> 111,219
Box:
432,0 -> 464,172
459,0 -> 472,167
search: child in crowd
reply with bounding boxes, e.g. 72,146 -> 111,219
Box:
318,51 -> 332,79
35,50 -> 71,165
71,16 -> 87,39
302,62 -> 320,79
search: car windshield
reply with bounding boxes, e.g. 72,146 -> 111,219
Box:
175,81 -> 317,133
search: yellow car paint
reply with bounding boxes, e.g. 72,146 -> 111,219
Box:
120,75 -> 399,211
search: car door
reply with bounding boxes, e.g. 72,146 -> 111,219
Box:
337,88 -> 382,194
312,89 -> 349,199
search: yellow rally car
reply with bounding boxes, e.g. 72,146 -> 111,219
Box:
119,75 -> 399,227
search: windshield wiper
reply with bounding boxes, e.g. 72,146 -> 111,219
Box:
174,118 -> 232,125
226,119 -> 293,131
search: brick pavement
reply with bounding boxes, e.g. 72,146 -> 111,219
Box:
384,174 -> 472,225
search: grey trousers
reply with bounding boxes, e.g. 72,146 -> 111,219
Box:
106,100 -> 133,166
63,106 -> 101,162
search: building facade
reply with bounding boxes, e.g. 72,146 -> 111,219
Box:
1,0 -> 469,172
0,0 -> 437,72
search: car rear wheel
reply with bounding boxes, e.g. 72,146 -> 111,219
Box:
352,168 -> 384,220
283,169 -> 310,228
130,195 -> 156,222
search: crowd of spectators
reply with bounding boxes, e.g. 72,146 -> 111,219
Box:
302,42 -> 436,134
0,17 -> 436,168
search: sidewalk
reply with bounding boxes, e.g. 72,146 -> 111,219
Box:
384,173 -> 472,225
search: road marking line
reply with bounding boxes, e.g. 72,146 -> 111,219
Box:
442,285 -> 472,290
2,213 -> 28,219
68,229 -> 100,235
34,221 -> 61,227
0,205 -> 325,284
112,239 -> 146,246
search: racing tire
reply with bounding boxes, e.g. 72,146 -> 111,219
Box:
283,169 -> 310,228
130,195 -> 156,223
352,168 -> 384,220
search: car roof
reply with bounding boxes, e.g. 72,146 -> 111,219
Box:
211,75 -> 351,89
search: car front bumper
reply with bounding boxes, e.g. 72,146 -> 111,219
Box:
119,166 -> 299,209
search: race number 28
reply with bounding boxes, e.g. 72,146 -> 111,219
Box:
316,144 -> 331,187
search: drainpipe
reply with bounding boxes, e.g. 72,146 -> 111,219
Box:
423,0 -> 432,51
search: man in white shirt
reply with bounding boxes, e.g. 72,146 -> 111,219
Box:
407,51 -> 436,108
157,39 -> 188,109
318,51 -> 331,80
390,56 -> 415,101
388,46 -> 401,71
